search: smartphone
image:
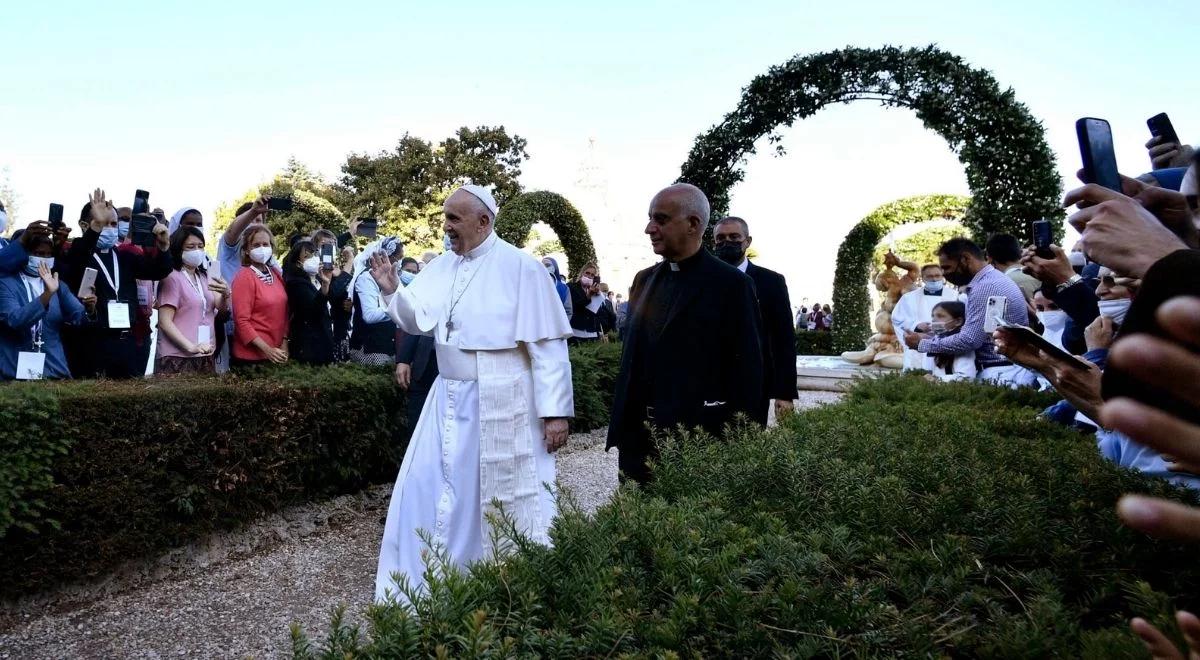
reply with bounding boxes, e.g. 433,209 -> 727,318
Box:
996,320 -> 1092,371
1147,112 -> 1179,146
80,267 -> 99,298
131,215 -> 158,248
983,296 -> 1008,334
356,217 -> 378,239
1076,117 -> 1122,192
267,196 -> 293,212
133,189 -> 151,216
1032,219 -> 1053,259
48,203 -> 64,230
320,243 -> 334,271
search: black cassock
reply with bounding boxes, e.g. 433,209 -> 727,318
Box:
605,248 -> 764,483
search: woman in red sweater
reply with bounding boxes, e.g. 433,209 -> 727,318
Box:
230,225 -> 289,368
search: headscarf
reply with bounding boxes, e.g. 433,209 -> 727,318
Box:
169,207 -> 201,236
349,236 -> 402,301
542,257 -> 569,304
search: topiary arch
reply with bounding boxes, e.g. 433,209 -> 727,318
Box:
678,44 -> 1062,244
831,194 -> 969,353
496,191 -> 598,278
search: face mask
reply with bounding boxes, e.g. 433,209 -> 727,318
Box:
944,268 -> 971,287
714,242 -> 745,266
1037,310 -> 1069,332
0,210 -> 8,234
931,321 -> 947,335
400,270 -> 416,286
1068,252 -> 1087,269
580,276 -> 594,288
1097,298 -> 1132,325
443,234 -> 453,253
182,248 -> 207,268
97,227 -> 119,250
250,246 -> 273,264
544,263 -> 554,272
924,280 -> 945,294
117,220 -> 130,239
25,255 -> 53,277
302,256 -> 320,275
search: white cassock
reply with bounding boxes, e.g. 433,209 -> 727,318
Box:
891,285 -> 960,370
374,229 -> 574,603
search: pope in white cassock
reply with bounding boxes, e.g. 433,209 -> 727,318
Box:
369,185 -> 574,603
890,263 -> 960,370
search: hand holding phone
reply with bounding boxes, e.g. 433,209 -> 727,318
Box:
133,189 -> 151,216
267,196 -> 294,212
131,215 -> 158,248
80,268 -> 99,298
1147,112 -> 1179,146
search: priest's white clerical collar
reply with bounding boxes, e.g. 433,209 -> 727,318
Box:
462,230 -> 499,261
669,262 -> 679,271
736,258 -> 749,273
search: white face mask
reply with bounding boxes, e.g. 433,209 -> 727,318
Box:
1037,310 -> 1069,332
302,256 -> 320,275
182,248 -> 206,268
1097,298 -> 1132,325
250,246 -> 273,264
1068,252 -> 1087,269
580,276 -> 594,288
0,210 -> 8,234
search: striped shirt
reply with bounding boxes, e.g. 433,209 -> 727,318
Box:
918,264 -> 1028,366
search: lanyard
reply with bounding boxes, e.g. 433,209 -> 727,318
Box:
183,269 -> 210,316
21,276 -> 44,352
92,251 -> 121,299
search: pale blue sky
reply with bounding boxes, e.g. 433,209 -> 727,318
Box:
2,0 -> 1196,300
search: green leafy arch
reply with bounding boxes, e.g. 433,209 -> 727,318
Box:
831,194 -> 970,352
678,44 -> 1062,243
496,191 -> 598,278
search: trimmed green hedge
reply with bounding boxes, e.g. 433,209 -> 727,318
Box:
495,190 -> 598,278
0,365 -> 405,598
1,344 -> 622,599
794,328 -> 834,356
295,374 -> 1200,657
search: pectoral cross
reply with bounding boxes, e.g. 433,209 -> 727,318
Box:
33,337 -> 45,353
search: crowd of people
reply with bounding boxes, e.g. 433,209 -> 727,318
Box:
794,302 -> 833,331
0,194 -> 460,385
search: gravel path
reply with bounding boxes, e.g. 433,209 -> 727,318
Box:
0,393 -> 841,659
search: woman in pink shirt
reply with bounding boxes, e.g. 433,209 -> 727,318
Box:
230,225 -> 289,369
155,227 -> 229,375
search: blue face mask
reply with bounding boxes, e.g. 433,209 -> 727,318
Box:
400,270 -> 416,286
117,220 -> 130,239
25,255 -> 54,277
443,234 -> 453,253
924,280 -> 945,294
97,227 -> 119,250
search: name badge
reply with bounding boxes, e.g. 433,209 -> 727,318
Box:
16,352 -> 46,380
137,287 -> 150,306
107,301 -> 132,329
197,325 -> 212,345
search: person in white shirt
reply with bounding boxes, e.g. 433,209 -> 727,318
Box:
370,185 -> 573,604
891,263 -> 959,370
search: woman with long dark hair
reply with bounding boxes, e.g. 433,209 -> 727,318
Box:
282,239 -> 335,365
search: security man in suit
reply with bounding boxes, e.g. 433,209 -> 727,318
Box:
713,216 -> 799,422
606,184 -> 764,484
395,333 -> 439,429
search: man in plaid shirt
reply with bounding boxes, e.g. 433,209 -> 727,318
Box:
904,238 -> 1034,387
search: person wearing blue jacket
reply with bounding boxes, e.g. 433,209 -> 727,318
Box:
0,230 -> 87,379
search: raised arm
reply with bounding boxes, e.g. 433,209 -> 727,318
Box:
221,196 -> 269,249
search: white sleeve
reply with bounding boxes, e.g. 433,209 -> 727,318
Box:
524,337 -> 574,419
355,274 -> 391,324
382,286 -> 436,336
891,296 -> 911,334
